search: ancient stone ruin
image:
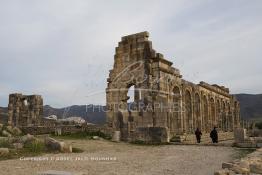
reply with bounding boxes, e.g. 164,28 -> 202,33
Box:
106,31 -> 241,142
8,93 -> 43,127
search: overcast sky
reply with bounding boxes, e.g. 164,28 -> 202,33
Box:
0,0 -> 261,107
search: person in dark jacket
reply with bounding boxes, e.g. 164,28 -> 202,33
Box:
210,127 -> 218,143
195,128 -> 202,143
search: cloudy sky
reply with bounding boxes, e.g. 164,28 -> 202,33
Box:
0,0 -> 261,107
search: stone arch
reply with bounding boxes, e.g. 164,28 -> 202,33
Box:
216,99 -> 221,129
210,97 -> 216,130
185,90 -> 193,133
194,92 -> 201,129
171,86 -> 181,134
202,95 -> 208,132
221,101 -> 226,131
234,101 -> 239,128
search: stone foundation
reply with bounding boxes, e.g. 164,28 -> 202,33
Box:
132,126 -> 169,143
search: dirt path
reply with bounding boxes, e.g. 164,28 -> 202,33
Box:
0,139 -> 237,175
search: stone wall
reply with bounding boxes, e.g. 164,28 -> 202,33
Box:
21,125 -> 113,136
8,93 -> 43,127
106,31 -> 241,142
132,126 -> 169,143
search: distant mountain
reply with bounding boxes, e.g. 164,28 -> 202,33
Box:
1,94 -> 261,124
43,105 -> 106,124
235,94 -> 262,121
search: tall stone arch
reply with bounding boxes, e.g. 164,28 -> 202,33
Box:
194,92 -> 201,129
210,97 -> 215,130
184,90 -> 193,133
202,95 -> 208,132
171,86 -> 182,134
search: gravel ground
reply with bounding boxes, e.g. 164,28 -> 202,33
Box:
0,139 -> 237,175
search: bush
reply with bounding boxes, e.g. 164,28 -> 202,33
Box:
255,121 -> 262,129
0,139 -> 11,148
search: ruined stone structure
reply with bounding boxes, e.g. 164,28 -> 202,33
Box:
106,31 -> 241,141
8,93 -> 43,127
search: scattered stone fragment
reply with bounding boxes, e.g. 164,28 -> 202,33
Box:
0,148 -> 9,155
250,163 -> 262,174
44,137 -> 72,153
2,130 -> 12,137
13,142 -> 24,149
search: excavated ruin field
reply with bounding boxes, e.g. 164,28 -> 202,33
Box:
0,139 -> 239,175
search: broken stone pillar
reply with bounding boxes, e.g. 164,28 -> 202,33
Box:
234,128 -> 247,143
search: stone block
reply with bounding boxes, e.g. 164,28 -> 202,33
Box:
222,162 -> 234,169
0,148 -> 9,155
234,128 -> 246,143
214,169 -> 235,175
231,165 -> 250,174
250,163 -> 262,174
37,170 -> 73,175
13,142 -> 24,149
2,130 -> 12,137
112,131 -> 121,142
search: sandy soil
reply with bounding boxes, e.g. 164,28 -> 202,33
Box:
0,139 -> 237,175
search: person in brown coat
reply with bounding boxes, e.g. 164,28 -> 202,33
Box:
195,128 -> 202,143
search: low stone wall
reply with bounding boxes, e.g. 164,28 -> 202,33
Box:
132,127 -> 169,143
21,125 -> 113,137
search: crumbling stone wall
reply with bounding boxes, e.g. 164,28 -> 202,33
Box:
8,93 -> 43,127
106,31 -> 241,141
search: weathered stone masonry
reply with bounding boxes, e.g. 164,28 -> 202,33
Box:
8,93 -> 43,127
106,31 -> 240,141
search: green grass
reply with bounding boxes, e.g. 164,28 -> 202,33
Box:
0,148 -> 44,161
24,140 -> 45,153
232,148 -> 256,160
0,138 -> 12,148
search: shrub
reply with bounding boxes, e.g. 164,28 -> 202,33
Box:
0,139 -> 11,148
255,121 -> 262,129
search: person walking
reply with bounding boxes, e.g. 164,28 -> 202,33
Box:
195,128 -> 202,143
210,127 -> 218,143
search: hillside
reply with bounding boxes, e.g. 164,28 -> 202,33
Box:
234,94 -> 262,120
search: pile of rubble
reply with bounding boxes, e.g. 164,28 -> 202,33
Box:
215,148 -> 262,175
0,123 -> 22,137
1,123 -> 72,156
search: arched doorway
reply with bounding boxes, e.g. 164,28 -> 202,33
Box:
202,95 -> 208,132
172,86 -> 181,134
194,93 -> 201,129
185,90 -> 192,133
216,100 -> 221,129
210,98 -> 215,129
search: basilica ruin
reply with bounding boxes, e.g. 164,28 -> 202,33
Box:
8,93 -> 43,127
106,31 -> 241,141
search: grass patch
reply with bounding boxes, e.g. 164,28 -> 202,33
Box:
0,148 -> 43,161
24,140 -> 45,153
0,139 -> 12,148
233,148 -> 256,159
